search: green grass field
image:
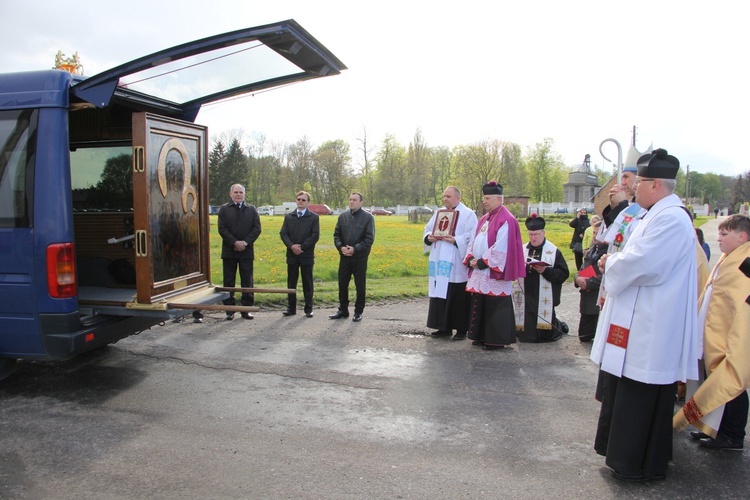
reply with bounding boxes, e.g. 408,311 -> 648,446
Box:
209,213 -> 709,307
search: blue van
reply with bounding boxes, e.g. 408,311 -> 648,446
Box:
0,20 -> 345,379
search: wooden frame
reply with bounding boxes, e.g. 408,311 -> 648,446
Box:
432,209 -> 459,238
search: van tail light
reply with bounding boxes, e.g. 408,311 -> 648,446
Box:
46,243 -> 77,298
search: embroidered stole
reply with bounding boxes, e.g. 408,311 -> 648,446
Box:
597,204 -> 647,308
428,241 -> 456,299
513,240 -> 557,330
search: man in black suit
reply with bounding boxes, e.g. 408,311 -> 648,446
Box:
218,184 -> 261,320
280,190 -> 320,317
330,192 -> 375,322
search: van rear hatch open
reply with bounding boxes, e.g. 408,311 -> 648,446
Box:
0,20 -> 345,362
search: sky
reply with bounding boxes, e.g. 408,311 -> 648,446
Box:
3,0 -> 748,177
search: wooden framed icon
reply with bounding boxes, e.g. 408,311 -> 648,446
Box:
432,209 -> 459,238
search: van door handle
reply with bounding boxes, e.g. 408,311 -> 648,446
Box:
133,146 -> 144,173
135,230 -> 148,257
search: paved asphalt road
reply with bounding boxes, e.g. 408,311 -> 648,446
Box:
1,217 -> 747,499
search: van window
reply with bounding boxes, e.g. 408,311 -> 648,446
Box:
71,146 -> 133,212
0,109 -> 37,228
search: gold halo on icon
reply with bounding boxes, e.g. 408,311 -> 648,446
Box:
157,138 -> 197,214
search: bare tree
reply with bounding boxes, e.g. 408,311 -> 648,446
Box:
454,139 -> 503,210
429,146 -> 454,205
524,138 -> 565,202
373,135 -> 408,206
355,126 -> 377,205
500,142 -> 526,197
286,137 -> 315,193
406,129 -> 430,205
313,139 -> 352,207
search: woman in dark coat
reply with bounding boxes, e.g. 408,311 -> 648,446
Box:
568,208 -> 590,270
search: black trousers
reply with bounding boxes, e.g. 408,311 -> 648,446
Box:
578,313 -> 599,341
222,258 -> 254,306
574,251 -> 584,271
337,257 -> 368,314
718,391 -> 749,441
287,263 -> 314,313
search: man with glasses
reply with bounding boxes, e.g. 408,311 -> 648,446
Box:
590,149 -> 700,482
280,191 -> 320,317
514,214 -> 570,342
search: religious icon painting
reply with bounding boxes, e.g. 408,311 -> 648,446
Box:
432,209 -> 459,238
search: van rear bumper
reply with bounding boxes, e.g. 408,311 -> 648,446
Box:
40,313 -> 160,360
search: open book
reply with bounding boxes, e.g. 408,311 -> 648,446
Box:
527,258 -> 550,268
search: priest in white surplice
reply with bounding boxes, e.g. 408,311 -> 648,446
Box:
424,186 -> 478,341
590,148 -> 701,482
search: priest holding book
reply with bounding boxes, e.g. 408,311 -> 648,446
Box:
513,214 -> 570,342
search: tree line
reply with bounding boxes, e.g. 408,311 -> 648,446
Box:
208,129 -> 744,212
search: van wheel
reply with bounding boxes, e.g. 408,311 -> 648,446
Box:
0,358 -> 17,381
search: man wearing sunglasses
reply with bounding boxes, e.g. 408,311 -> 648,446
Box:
280,191 -> 320,318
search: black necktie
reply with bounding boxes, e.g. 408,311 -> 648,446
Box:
297,211 -> 302,218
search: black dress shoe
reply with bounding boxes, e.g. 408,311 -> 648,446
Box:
610,469 -> 666,482
472,340 -> 484,346
305,312 -> 314,318
690,431 -> 711,440
452,332 -> 467,341
482,344 -> 505,351
241,312 -> 254,320
329,311 -> 349,319
225,313 -> 234,321
282,310 -> 296,316
352,313 -> 363,322
560,321 -> 569,334
430,330 -> 451,337
699,435 -> 744,451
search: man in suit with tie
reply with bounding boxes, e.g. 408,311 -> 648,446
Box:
280,191 -> 320,317
218,184 -> 262,320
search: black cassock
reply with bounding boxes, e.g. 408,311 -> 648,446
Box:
518,241 -> 569,342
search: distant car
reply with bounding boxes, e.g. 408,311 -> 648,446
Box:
370,208 -> 393,216
554,207 -> 569,214
414,207 -> 434,215
209,205 -> 221,215
257,206 -> 274,216
307,204 -> 333,215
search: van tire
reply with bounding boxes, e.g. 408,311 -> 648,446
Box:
0,358 -> 17,381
